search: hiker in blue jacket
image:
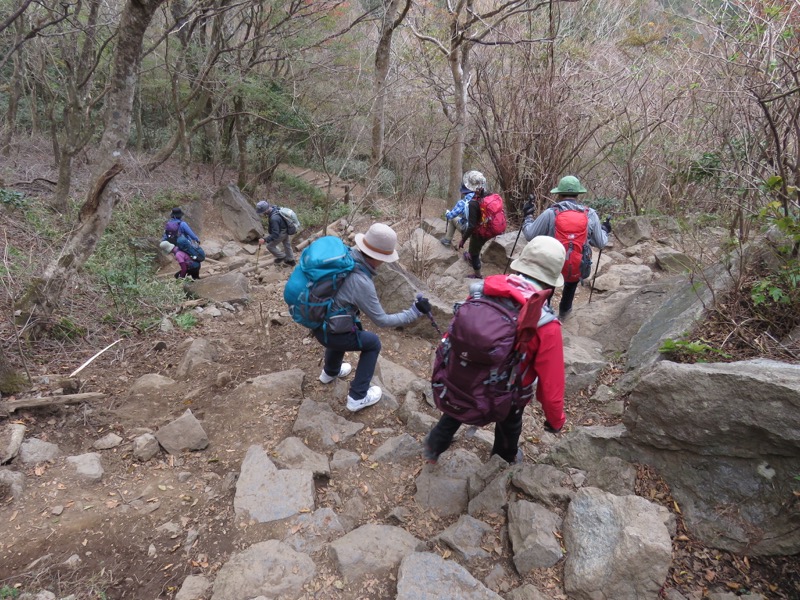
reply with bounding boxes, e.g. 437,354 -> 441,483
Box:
256,200 -> 296,266
162,207 -> 200,243
315,223 -> 429,413
440,183 -> 472,247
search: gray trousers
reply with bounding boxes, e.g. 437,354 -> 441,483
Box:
445,219 -> 464,241
266,232 -> 294,261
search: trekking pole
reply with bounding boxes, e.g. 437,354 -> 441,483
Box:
587,248 -> 603,304
416,294 -> 443,337
255,244 -> 261,271
504,194 -> 534,275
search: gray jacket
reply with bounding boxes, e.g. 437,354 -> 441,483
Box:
332,249 -> 421,328
522,199 -> 608,249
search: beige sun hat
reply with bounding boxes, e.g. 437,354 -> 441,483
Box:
354,223 -> 400,263
160,240 -> 175,253
462,170 -> 487,192
510,236 -> 566,287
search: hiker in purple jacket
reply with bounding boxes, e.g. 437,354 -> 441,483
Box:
160,241 -> 200,280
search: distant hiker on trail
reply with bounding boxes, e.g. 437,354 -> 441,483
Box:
163,207 -> 200,245
440,181 -> 472,247
160,240 -> 201,280
522,175 -> 610,320
256,200 -> 297,267
286,223 -> 430,413
424,236 -> 567,465
458,170 -> 507,279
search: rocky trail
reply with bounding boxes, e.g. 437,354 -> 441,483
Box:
1,185 -> 798,600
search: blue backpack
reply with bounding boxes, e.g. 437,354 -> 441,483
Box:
176,235 -> 206,262
283,236 -> 355,331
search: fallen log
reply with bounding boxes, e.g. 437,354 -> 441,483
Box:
0,392 -> 106,415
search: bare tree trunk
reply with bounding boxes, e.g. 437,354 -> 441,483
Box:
447,37 -> 470,208
1,18 -> 23,156
17,0 -> 167,326
234,96 -> 248,190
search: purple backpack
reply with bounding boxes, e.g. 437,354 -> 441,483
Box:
431,287 -> 549,426
164,219 -> 181,244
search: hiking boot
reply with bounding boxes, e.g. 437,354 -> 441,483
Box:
319,362 -> 352,384
466,273 -> 483,280
440,238 -> 451,246
284,259 -> 297,267
346,386 -> 382,412
462,251 -> 472,264
513,448 -> 524,464
422,434 -> 439,464
273,257 -> 284,265
558,309 -> 572,321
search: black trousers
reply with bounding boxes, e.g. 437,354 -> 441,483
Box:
559,280 -> 579,315
426,406 -> 524,463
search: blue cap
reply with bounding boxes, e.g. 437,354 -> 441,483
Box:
255,200 -> 271,215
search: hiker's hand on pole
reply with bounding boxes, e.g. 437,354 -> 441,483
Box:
414,296 -> 432,314
523,194 -> 536,217
457,239 -> 465,249
258,238 -> 265,245
602,217 -> 612,234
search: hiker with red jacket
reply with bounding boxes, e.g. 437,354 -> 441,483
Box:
522,175 -> 610,320
424,236 -> 567,464
457,170 -> 506,279
160,240 -> 201,280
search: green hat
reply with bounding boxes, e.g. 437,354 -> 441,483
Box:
550,175 -> 587,195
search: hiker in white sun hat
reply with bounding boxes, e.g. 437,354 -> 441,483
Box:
313,223 -> 431,413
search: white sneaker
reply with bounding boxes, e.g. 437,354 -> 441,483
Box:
319,363 -> 353,384
346,386 -> 382,412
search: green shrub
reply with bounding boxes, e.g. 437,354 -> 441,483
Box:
272,171 -> 327,206
175,312 -> 198,330
658,338 -> 732,362
0,189 -> 27,209
0,585 -> 20,599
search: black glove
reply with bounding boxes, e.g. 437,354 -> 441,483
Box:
602,217 -> 612,234
544,420 -> 562,434
523,195 -> 536,217
415,296 -> 432,314
458,239 -> 465,250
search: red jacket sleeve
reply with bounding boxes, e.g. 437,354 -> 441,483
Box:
521,320 -> 566,430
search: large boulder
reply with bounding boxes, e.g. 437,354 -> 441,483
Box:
213,184 -> 264,242
481,230 -> 523,269
613,216 -> 653,247
186,272 -> 250,305
399,228 -> 459,272
624,359 -> 800,555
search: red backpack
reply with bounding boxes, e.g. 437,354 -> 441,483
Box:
474,193 -> 507,239
431,275 -> 552,426
553,206 -> 590,283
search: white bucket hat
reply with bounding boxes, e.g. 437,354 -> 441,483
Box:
510,236 -> 566,287
354,223 -> 400,263
462,170 -> 487,192
160,240 -> 175,253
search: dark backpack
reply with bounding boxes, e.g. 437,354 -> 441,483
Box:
164,219 -> 181,245
283,236 -> 355,333
473,193 -> 507,239
553,206 -> 590,283
176,235 -> 205,262
431,275 -> 551,426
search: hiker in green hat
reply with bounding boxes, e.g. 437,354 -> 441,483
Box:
522,175 -> 610,320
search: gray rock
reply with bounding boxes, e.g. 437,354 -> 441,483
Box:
563,487 -> 671,600
93,432 -> 123,450
221,241 -> 243,258
415,449 -> 483,516
155,409 -> 209,455
210,540 -> 314,600
511,464 -> 574,508
133,433 -> 160,461
396,551 -> 503,600
546,425 -> 631,473
421,217 -> 448,237
0,468 -> 25,501
66,453 -> 104,482
19,438 -> 61,464
377,356 -> 423,396
653,247 -> 694,273
586,456 -> 637,496
562,334 -> 606,396
481,230 -> 523,270
291,399 -> 363,447
707,593 -> 766,600
129,373 -> 175,394
202,239 -> 224,260
405,410 -> 439,434
330,449 -> 360,471
175,574 -> 210,600
176,339 -> 219,380
0,423 -> 25,464
213,184 -> 264,242
227,369 -> 305,406
329,524 -> 423,581
273,437 -> 330,478
505,584 -> 554,600
186,272 -> 250,305
603,263 -> 655,286
467,454 -> 508,499
614,216 -> 653,247
233,445 -> 314,523
467,473 -> 509,517
282,507 -> 345,554
435,514 -> 493,561
400,228 -> 460,271
508,500 -> 564,572
369,433 -> 422,463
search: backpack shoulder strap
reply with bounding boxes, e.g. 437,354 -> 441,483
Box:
515,289 -> 553,351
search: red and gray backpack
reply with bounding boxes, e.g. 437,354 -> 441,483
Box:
553,206 -> 590,283
474,193 -> 507,239
431,275 -> 552,426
